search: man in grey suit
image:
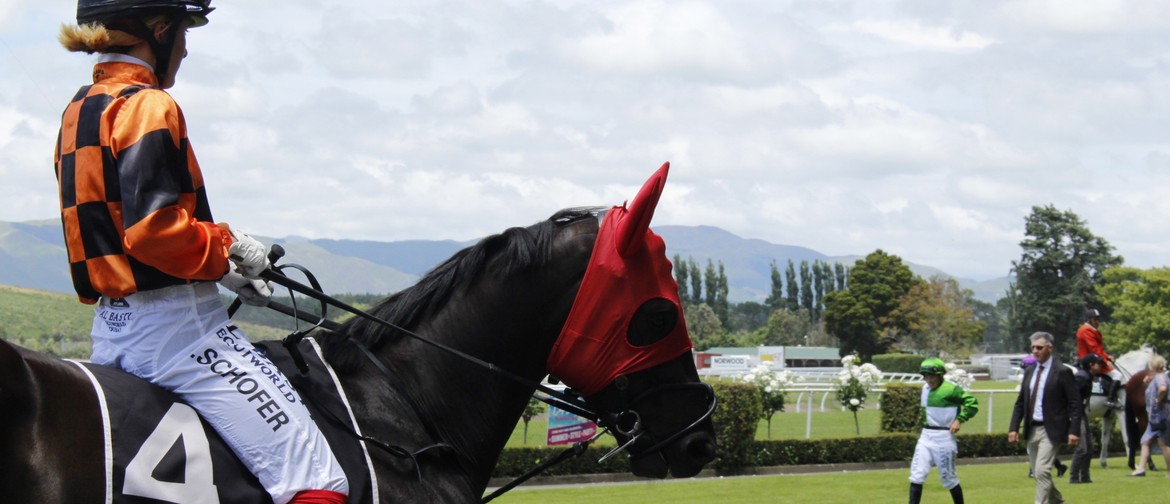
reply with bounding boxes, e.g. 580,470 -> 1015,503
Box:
1009,332 -> 1082,504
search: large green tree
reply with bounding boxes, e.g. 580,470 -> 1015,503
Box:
971,297 -> 1009,353
686,303 -> 731,350
886,275 -> 986,357
823,250 -> 922,360
1096,266 -> 1170,352
726,301 -> 771,334
763,307 -> 814,346
1010,205 -> 1122,352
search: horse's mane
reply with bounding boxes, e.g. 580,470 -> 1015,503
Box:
320,207 -> 600,372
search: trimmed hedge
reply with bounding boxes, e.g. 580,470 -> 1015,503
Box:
711,381 -> 763,470
494,446 -> 630,477
491,432 -> 1029,478
872,354 -> 921,374
881,383 -> 922,433
753,434 -> 916,466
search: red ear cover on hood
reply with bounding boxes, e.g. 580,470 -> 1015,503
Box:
547,162 -> 693,396
615,162 -> 668,257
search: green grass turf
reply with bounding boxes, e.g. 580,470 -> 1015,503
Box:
487,456 -> 1159,503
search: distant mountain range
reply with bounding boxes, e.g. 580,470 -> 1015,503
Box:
0,219 -> 1011,304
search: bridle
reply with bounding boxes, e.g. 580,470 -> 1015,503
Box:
597,380 -> 716,463
238,229 -> 715,501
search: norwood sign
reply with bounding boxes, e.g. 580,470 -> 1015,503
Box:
710,355 -> 752,372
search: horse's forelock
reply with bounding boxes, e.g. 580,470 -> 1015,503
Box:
322,212 -> 580,372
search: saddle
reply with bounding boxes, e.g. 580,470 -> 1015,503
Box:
70,336 -> 375,504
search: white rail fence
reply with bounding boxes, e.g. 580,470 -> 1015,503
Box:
785,386 -> 1018,439
701,367 -> 1014,439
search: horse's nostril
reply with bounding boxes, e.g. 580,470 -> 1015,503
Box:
685,437 -> 717,463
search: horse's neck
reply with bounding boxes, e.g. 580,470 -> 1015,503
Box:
339,319 -> 550,497
1117,350 -> 1153,377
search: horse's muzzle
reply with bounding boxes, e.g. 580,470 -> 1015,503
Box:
629,429 -> 717,479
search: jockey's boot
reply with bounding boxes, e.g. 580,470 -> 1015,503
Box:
289,490 -> 347,504
1106,380 -> 1124,408
949,484 -> 964,504
908,483 -> 923,504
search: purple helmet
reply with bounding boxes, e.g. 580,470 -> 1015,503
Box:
1020,354 -> 1037,368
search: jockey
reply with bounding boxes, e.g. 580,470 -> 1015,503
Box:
908,357 -> 979,504
55,1 -> 347,503
1076,309 -> 1123,406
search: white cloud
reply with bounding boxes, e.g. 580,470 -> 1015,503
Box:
2,0 -> 1170,280
1001,0 -> 1170,34
843,20 -> 998,51
570,1 -> 750,75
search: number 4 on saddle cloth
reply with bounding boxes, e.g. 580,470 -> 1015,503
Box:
69,336 -> 375,504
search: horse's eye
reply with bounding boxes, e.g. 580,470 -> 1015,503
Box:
627,298 -> 678,347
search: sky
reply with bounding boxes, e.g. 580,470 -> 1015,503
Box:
2,0 -> 1169,281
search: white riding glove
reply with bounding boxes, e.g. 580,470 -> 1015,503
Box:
219,263 -> 272,307
227,229 -> 269,279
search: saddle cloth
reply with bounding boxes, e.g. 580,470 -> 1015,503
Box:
70,336 -> 377,504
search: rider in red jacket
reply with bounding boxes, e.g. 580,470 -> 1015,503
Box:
1076,309 -> 1122,407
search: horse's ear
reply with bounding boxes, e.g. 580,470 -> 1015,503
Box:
615,162 -> 669,258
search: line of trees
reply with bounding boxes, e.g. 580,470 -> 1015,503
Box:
674,203 -> 1170,362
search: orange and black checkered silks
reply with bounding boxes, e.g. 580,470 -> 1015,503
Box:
55,62 -> 233,304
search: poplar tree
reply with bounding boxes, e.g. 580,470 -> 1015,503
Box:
800,260 -> 814,323
673,254 -> 689,301
785,260 -> 799,311
767,260 -> 784,311
689,259 -> 702,305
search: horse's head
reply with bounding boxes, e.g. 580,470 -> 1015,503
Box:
547,163 -> 717,478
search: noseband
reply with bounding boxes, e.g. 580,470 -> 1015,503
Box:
597,381 -> 716,463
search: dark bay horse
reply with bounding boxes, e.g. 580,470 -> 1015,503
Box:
1104,346 -> 1157,471
0,163 -> 717,502
1124,370 -> 1158,471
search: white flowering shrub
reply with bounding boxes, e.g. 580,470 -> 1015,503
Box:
835,354 -> 883,435
740,362 -> 801,438
943,362 -> 974,389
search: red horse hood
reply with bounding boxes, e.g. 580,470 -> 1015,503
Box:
546,163 -> 694,396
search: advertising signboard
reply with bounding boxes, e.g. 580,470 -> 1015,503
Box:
546,404 -> 598,446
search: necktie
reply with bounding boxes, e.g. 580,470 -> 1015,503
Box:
1029,364 -> 1044,422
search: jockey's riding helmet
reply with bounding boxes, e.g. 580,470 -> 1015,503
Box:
1078,353 -> 1104,370
920,357 -> 947,376
77,0 -> 214,26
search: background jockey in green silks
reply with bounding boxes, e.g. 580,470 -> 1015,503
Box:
908,358 -> 979,504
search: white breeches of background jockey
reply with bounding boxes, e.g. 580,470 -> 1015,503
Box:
90,282 -> 348,504
909,429 -> 959,489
